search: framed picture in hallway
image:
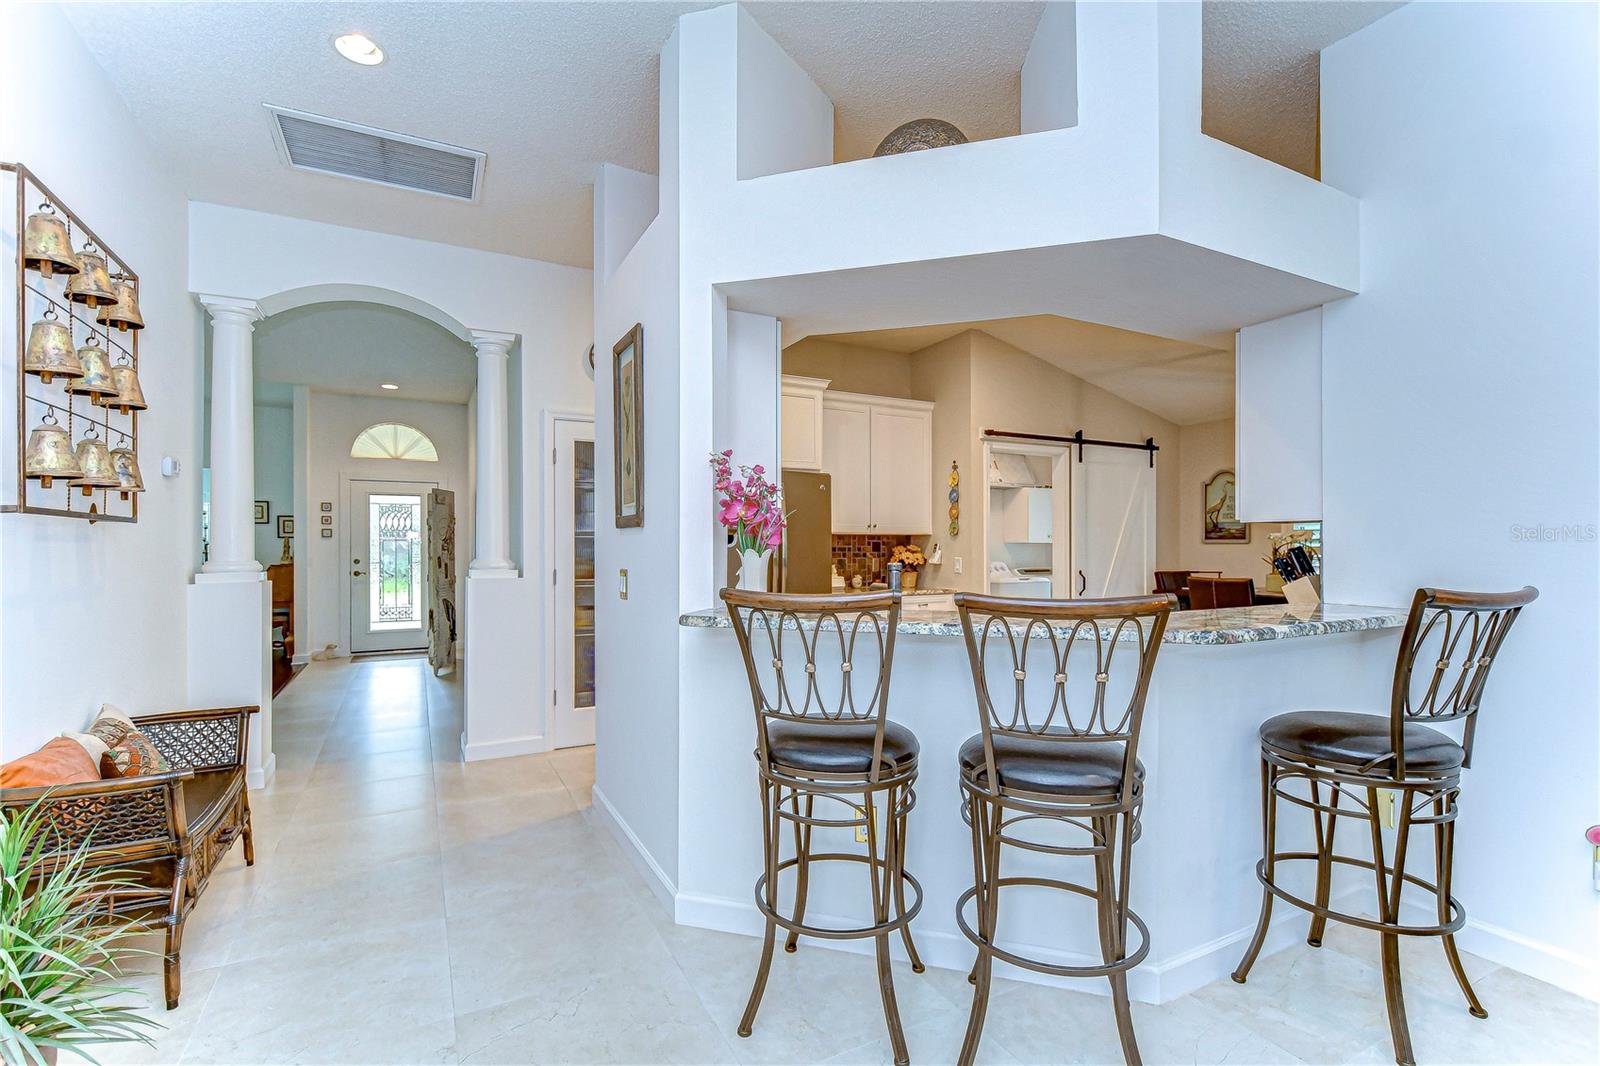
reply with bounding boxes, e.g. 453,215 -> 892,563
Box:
254,501 -> 269,524
277,515 -> 295,538
612,323 -> 644,528
1202,469 -> 1248,542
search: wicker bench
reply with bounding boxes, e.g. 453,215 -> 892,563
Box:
0,705 -> 258,1009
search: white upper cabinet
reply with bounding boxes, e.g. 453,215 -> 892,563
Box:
821,399 -> 873,532
779,375 -> 830,472
820,391 -> 934,535
998,486 -> 1054,543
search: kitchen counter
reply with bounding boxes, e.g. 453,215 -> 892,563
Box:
679,601 -> 1406,646
675,596 -> 1407,1005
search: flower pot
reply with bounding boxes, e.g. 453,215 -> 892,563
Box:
902,570 -> 919,591
738,548 -> 774,592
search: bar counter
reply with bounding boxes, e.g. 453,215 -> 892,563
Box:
674,601 -> 1409,1004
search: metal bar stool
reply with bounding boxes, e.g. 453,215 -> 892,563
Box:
722,589 -> 925,1066
952,592 -> 1174,1066
1232,585 -> 1537,1065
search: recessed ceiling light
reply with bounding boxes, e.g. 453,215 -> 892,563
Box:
334,33 -> 384,66
380,382 -> 399,390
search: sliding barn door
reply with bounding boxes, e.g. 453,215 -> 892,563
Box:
1070,449 -> 1156,599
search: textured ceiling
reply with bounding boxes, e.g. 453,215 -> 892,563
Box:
65,1 -> 1394,267
1202,0 -> 1401,176
817,315 -> 1235,425
63,1 -> 1040,267
252,302 -> 475,405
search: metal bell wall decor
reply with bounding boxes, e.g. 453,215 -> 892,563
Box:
96,275 -> 145,331
107,360 -> 147,414
110,443 -> 145,500
8,161 -> 143,523
67,340 -> 119,402
66,243 -> 116,307
25,308 -> 82,383
70,428 -> 121,496
22,203 -> 79,277
23,413 -> 83,488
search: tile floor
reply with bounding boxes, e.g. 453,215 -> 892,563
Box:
88,656 -> 1596,1065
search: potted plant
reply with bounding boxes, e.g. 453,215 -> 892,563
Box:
890,544 -> 926,591
1,798 -> 160,1065
709,450 -> 788,591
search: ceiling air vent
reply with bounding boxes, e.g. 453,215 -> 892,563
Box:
264,104 -> 485,202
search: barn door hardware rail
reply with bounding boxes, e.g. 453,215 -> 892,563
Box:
982,428 -> 1159,467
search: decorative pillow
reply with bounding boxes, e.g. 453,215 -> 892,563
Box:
101,730 -> 170,779
83,704 -> 136,751
60,730 -> 111,768
0,737 -> 102,789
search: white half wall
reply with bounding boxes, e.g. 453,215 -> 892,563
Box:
1321,0 -> 1599,999
0,2 -> 201,757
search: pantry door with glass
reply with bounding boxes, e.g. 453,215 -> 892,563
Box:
350,480 -> 435,654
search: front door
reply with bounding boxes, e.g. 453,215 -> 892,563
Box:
1070,448 -> 1156,599
552,419 -> 596,749
350,480 -> 433,654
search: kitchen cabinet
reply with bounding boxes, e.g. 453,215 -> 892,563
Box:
997,486 -> 1053,543
779,375 -> 830,472
820,391 -> 933,534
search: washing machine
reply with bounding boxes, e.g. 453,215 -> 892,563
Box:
988,561 -> 1053,598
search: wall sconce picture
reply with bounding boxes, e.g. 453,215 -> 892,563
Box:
320,501 -> 332,513
320,528 -> 333,539
255,501 -> 270,524
277,515 -> 295,537
320,515 -> 332,526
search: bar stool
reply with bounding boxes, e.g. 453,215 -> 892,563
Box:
952,592 -> 1174,1066
722,589 -> 925,1066
1232,585 -> 1538,1066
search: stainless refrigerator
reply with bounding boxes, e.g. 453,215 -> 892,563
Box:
780,470 -> 833,593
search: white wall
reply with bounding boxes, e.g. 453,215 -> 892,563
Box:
0,3 -> 201,757
302,393 -> 471,658
1235,307 -> 1322,522
1322,0 -> 1599,998
253,403 -> 293,566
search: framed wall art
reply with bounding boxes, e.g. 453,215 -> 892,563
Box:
612,323 -> 644,528
1202,469 -> 1248,543
277,515 -> 295,538
254,501 -> 270,524
320,528 -> 333,539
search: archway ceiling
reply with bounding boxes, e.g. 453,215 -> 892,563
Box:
251,302 -> 475,405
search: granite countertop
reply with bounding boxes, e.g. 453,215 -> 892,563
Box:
679,601 -> 1408,646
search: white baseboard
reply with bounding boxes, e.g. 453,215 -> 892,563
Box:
460,733 -> 545,763
671,886 -> 1367,1005
290,653 -> 311,666
1399,898 -> 1599,1003
591,784 -> 677,911
246,751 -> 277,791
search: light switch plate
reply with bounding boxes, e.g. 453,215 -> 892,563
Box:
618,568 -> 628,600
953,557 -> 964,575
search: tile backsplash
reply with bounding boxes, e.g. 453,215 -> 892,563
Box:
831,534 -> 916,586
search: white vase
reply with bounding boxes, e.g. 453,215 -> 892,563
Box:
738,548 -> 774,592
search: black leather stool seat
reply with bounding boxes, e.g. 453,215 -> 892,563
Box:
958,733 -> 1142,797
1260,711 -> 1464,772
766,719 -> 920,775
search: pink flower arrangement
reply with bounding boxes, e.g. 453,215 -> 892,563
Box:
710,449 -> 787,552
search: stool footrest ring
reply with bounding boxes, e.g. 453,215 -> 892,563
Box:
1256,853 -> 1467,936
955,877 -> 1150,978
754,852 -> 923,940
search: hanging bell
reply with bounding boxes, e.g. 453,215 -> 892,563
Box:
66,245 -> 116,308
22,205 -> 79,278
107,361 -> 147,414
67,340 -> 119,402
96,276 -> 145,332
25,308 -> 83,384
23,414 -> 83,489
70,431 -> 121,496
110,444 -> 145,500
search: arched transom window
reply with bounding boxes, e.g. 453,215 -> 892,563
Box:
351,423 -> 439,462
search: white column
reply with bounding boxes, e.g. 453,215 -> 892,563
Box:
469,329 -> 517,574
198,294 -> 264,576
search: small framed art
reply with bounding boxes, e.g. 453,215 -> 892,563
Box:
277,515 -> 295,538
254,501 -> 270,524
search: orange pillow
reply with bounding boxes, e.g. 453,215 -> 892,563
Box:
1,737 -> 101,789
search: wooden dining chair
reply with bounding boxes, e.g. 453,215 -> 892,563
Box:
1152,570 -> 1189,596
1189,575 -> 1255,609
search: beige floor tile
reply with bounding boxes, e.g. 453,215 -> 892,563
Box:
74,965 -> 222,1065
